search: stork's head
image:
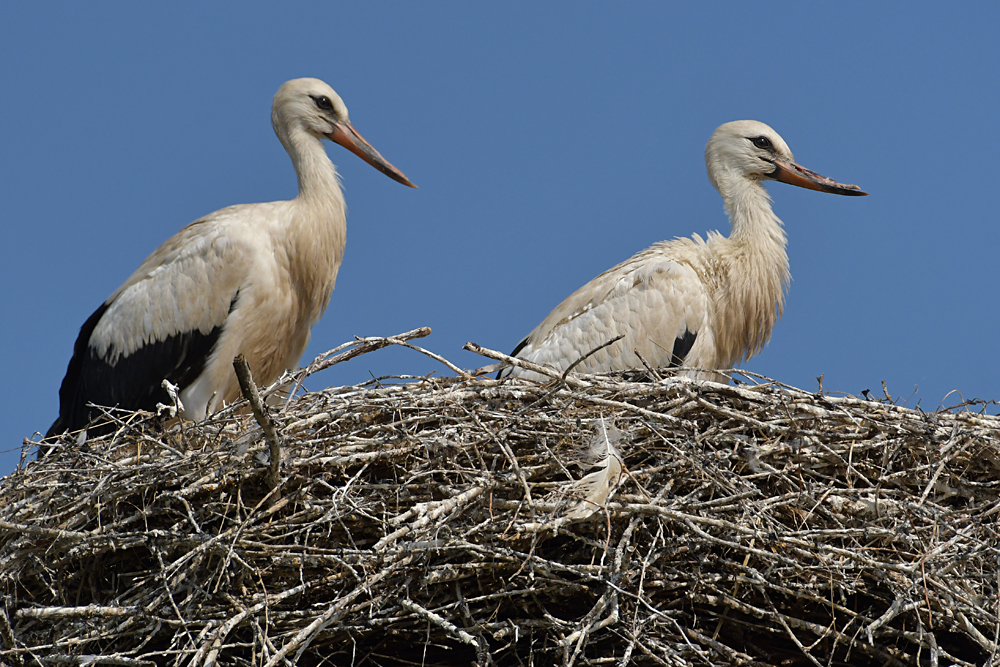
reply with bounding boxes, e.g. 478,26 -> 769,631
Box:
705,120 -> 865,197
272,78 -> 416,188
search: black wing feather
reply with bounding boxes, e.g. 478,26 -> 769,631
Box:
668,328 -> 697,368
45,300 -> 225,443
46,302 -> 109,440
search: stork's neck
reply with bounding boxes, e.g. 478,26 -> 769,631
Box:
712,176 -> 791,365
277,126 -> 348,325
282,127 -> 346,206
719,176 -> 785,247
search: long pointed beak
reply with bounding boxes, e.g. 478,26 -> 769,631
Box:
327,120 -> 417,188
769,158 -> 867,196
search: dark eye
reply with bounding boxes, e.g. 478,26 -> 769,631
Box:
751,136 -> 773,150
312,95 -> 335,112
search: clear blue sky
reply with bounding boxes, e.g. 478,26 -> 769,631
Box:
3,4 -> 999,475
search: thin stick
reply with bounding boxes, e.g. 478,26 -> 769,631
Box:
234,354 -> 281,498
462,341 -> 591,388
268,327 -> 434,406
299,327 -> 432,379
562,334 -> 625,381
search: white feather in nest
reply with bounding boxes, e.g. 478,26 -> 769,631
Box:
562,418 -> 624,520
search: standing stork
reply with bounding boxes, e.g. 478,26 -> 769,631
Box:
46,78 -> 416,443
502,120 -> 866,382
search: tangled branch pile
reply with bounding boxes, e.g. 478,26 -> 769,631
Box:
2,331 -> 999,666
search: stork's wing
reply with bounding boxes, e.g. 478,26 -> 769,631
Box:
47,212 -> 253,438
506,250 -> 711,379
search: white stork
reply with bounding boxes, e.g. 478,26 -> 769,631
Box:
46,77 -> 415,442
502,120 -> 866,382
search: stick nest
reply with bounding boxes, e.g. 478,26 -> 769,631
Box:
3,331 -> 1000,667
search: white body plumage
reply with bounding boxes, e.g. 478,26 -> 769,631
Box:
505,120 -> 866,382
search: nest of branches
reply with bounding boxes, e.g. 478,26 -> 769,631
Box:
3,329 -> 1000,667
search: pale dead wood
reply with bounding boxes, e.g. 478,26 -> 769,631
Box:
3,333 -> 1000,666
233,354 -> 281,500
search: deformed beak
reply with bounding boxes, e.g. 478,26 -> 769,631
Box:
769,158 -> 867,196
328,121 -> 417,188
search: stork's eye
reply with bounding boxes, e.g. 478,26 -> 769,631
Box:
312,95 -> 335,113
751,136 -> 773,150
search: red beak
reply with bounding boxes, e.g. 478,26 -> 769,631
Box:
327,120 -> 417,188
769,158 -> 867,196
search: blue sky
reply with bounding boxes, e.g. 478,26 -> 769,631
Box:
3,4 -> 999,475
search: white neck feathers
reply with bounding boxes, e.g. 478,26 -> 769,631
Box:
710,177 -> 790,366
274,123 -> 348,324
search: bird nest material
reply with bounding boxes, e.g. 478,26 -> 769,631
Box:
2,329 -> 1000,667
